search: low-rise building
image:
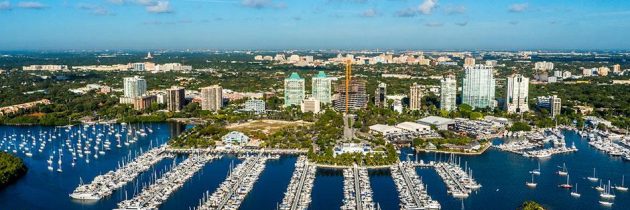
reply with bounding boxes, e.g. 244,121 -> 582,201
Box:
221,131 -> 250,145
417,116 -> 455,130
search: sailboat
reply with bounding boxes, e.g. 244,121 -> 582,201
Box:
587,168 -> 599,182
56,153 -> 63,173
571,183 -> 581,197
595,180 -> 605,192
530,162 -> 541,175
526,174 -> 537,188
600,180 -> 615,199
557,163 -> 568,176
599,200 -> 613,207
614,175 -> 628,191
559,174 -> 572,189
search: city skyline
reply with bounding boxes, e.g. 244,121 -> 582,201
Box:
1,0 -> 630,50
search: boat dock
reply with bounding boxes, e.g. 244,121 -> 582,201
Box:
195,155 -> 270,210
116,153 -> 219,210
434,160 -> 481,198
391,162 -> 441,209
341,166 -> 375,210
70,145 -> 172,200
279,156 -> 316,210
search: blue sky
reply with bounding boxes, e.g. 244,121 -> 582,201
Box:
0,0 -> 629,50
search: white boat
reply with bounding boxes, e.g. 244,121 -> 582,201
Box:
614,175 -> 628,192
595,180 -> 605,192
587,168 -> 599,182
526,174 -> 537,188
557,163 -> 568,176
559,174 -> 572,189
599,200 -> 613,207
570,183 -> 581,197
530,162 -> 541,175
600,180 -> 616,199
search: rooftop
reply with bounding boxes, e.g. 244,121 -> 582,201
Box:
417,116 -> 455,126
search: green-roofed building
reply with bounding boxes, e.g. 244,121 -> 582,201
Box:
284,72 -> 305,107
312,71 -> 331,104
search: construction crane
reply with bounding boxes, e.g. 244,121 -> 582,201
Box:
344,59 -> 352,114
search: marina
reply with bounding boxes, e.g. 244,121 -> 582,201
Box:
195,154 -> 271,210
341,166 -> 376,210
279,156 -> 316,210
390,162 -> 441,209
70,145 -> 172,200
1,124 -> 629,210
434,157 -> 481,198
116,153 -> 219,209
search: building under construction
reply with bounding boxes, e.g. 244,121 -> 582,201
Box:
333,79 -> 368,112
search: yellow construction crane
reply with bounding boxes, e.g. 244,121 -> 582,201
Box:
345,59 -> 352,114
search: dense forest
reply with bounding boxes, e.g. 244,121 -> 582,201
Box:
0,152 -> 28,188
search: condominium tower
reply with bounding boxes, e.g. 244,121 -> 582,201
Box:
440,75 -> 457,111
166,86 -> 185,112
284,72 -> 305,107
409,83 -> 423,111
123,76 -> 147,98
200,85 -> 223,111
462,64 -> 496,109
374,82 -> 387,108
311,71 -> 331,104
505,74 -> 530,114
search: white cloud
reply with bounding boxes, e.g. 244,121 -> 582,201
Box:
508,3 -> 528,13
78,4 -> 111,16
418,0 -> 437,15
396,0 -> 438,17
146,1 -> 171,13
445,5 -> 465,15
0,1 -> 10,10
17,1 -> 47,9
361,8 -> 378,17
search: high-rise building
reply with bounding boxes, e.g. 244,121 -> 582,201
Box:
550,95 -> 561,118
485,60 -> 498,67
462,64 -> 496,109
409,83 -> 423,111
284,72 -> 305,107
613,64 -> 621,73
311,71 -> 331,104
464,57 -> 476,67
598,67 -> 610,76
374,82 -> 387,108
133,95 -> 157,111
440,75 -> 457,111
301,98 -> 321,113
534,61 -> 554,71
505,74 -> 530,114
536,95 -> 561,118
123,76 -> 147,98
200,85 -> 223,111
166,86 -> 185,112
333,79 -> 368,112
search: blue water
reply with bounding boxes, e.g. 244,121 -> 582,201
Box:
0,125 -> 628,210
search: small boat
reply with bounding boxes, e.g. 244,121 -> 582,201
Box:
559,174 -> 572,189
595,180 -> 605,192
530,162 -> 541,175
526,174 -> 537,188
599,200 -> 613,207
587,168 -> 599,182
614,175 -> 628,192
571,183 -> 581,197
600,180 -> 616,199
557,163 -> 568,176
